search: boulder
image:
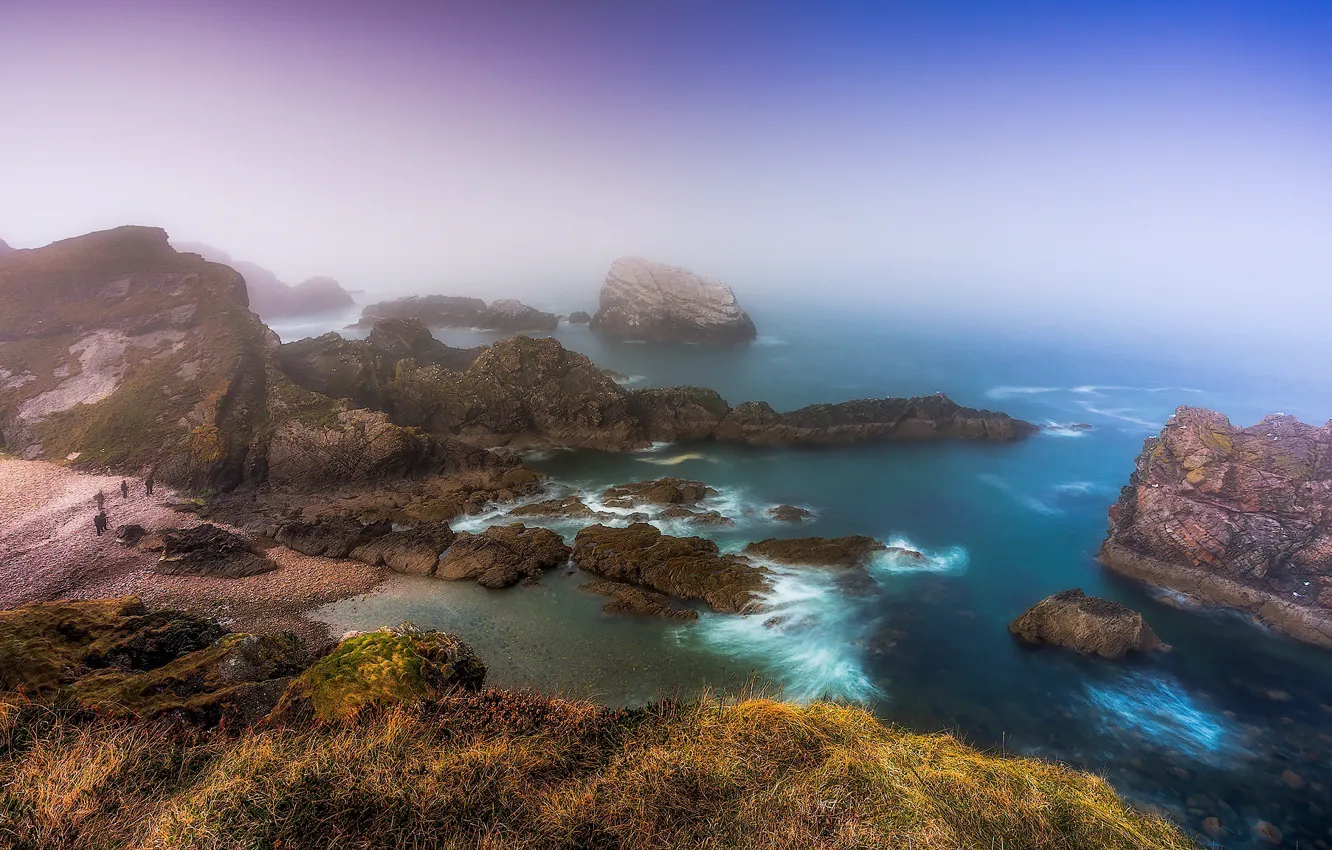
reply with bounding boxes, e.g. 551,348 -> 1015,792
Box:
591,257 -> 757,344
349,524 -> 456,575
508,496 -> 606,520
582,579 -> 699,621
601,478 -> 717,508
1008,589 -> 1167,659
572,523 -> 770,613
270,623 -> 485,722
767,505 -> 813,523
743,535 -> 888,568
567,310 -> 592,324
436,524 -> 571,587
115,523 -> 147,545
157,524 -> 277,578
274,517 -> 393,558
1100,406 -> 1332,649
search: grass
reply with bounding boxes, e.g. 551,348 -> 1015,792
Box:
0,688 -> 1194,850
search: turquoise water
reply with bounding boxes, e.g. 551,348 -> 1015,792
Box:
310,300 -> 1332,846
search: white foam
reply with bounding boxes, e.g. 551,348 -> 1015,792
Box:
636,452 -> 718,466
1053,481 -> 1097,494
754,336 -> 788,347
1078,402 -> 1161,430
869,536 -> 970,576
1084,673 -> 1248,766
632,441 -> 675,454
978,474 -> 1061,516
985,386 -> 1059,399
1041,420 -> 1090,438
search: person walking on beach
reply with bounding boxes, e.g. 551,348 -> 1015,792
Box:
145,475 -> 154,496
94,511 -> 108,536
94,489 -> 105,510
120,479 -> 129,499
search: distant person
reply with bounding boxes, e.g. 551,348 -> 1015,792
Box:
145,475 -> 154,496
94,489 -> 105,510
120,479 -> 129,499
94,511 -> 108,536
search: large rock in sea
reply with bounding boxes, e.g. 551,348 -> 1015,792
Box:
591,257 -> 757,344
572,523 -> 770,613
1008,589 -> 1167,659
0,227 -> 270,488
1100,406 -> 1332,649
744,535 -> 888,568
173,242 -> 354,319
713,393 -> 1037,443
354,294 -> 558,332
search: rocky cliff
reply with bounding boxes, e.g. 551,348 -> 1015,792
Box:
0,227 -> 270,489
591,257 -> 757,344
173,242 -> 354,319
354,294 -> 558,332
0,237 -> 13,255
1100,406 -> 1332,648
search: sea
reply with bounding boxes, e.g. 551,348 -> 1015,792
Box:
270,296 -> 1332,847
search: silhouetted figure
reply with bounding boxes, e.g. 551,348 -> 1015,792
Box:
94,489 -> 105,510
120,480 -> 129,499
94,512 -> 108,536
145,476 -> 154,496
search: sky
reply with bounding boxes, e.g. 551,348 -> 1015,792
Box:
1,0 -> 1330,342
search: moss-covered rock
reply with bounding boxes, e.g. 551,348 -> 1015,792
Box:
271,624 -> 485,722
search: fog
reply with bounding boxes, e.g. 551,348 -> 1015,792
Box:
2,1 -> 1330,350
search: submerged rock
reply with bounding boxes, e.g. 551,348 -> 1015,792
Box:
743,535 -> 888,568
157,524 -> 276,578
1100,406 -> 1332,649
591,257 -> 757,344
271,623 -> 485,722
1008,589 -> 1167,659
572,523 -> 769,613
582,579 -> 699,621
508,495 -> 606,521
435,523 -> 570,587
767,505 -> 813,523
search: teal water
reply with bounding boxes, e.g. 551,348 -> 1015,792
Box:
308,300 -> 1332,846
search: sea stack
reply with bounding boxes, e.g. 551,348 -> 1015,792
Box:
1100,406 -> 1332,649
591,257 -> 757,344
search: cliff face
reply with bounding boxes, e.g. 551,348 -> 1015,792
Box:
591,257 -> 758,344
1101,406 -> 1332,648
0,227 -> 270,489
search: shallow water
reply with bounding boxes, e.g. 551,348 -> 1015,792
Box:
312,300 -> 1332,847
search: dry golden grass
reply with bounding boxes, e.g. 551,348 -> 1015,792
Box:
0,690 -> 1193,850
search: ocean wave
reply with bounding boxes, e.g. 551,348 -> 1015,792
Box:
868,536 -> 969,576
636,452 -> 718,466
754,336 -> 788,347
1084,673 -> 1249,766
632,441 -> 675,454
1053,481 -> 1098,495
1077,403 -> 1161,430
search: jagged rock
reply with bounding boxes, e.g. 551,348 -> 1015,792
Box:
601,478 -> 717,508
1009,589 -> 1167,659
0,226 -> 269,489
629,387 -> 731,441
173,242 -> 353,319
354,295 -> 557,332
157,524 -> 277,578
744,535 -> 888,568
767,505 -> 813,523
274,517 -> 392,558
508,496 -> 605,520
567,310 -> 592,324
436,524 -> 570,587
572,523 -> 769,613
582,579 -> 699,621
1100,407 -> 1332,649
68,632 -> 306,725
591,257 -> 757,344
0,597 -> 225,695
270,623 -> 485,722
713,393 -> 1037,444
115,523 -> 147,545
349,524 -> 456,575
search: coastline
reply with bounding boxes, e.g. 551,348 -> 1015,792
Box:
1098,540 -> 1332,650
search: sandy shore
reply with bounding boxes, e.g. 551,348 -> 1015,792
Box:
0,456 -> 386,645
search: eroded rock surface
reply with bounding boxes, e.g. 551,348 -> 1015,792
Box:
1100,407 -> 1332,649
1009,589 -> 1167,659
601,478 -> 717,508
157,524 -> 277,578
349,524 -> 456,575
435,523 -> 570,587
591,257 -> 757,344
744,535 -> 888,568
582,579 -> 699,621
274,517 -> 392,559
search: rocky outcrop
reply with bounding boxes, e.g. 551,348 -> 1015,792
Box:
173,242 -> 354,319
601,478 -> 717,508
567,311 -> 592,324
591,257 -> 757,344
274,517 -> 392,558
349,524 -> 456,575
713,394 -> 1037,444
1009,589 -> 1167,659
1100,407 -> 1332,649
508,496 -> 607,521
0,227 -> 269,489
157,524 -> 277,578
744,535 -> 887,568
0,237 -> 13,255
572,523 -> 770,613
629,387 -> 731,441
354,295 -> 557,332
767,505 -> 813,523
435,524 -> 570,587
582,579 -> 700,621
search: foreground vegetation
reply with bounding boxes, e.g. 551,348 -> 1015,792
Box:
1,692 -> 1192,850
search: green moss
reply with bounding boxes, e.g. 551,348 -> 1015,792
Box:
0,598 -> 146,695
